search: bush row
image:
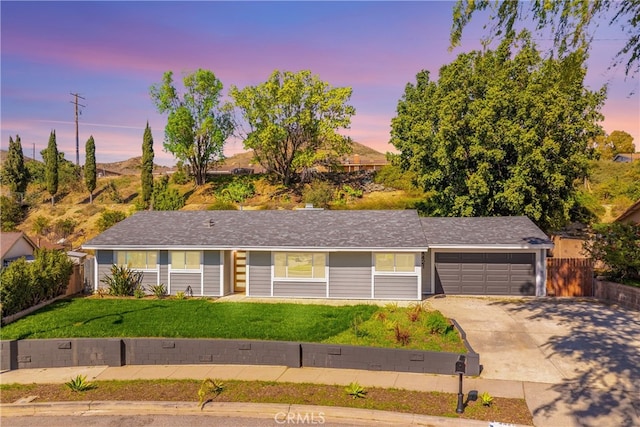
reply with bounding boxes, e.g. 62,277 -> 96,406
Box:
0,249 -> 74,318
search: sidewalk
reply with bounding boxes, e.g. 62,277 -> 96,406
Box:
2,364 -> 533,426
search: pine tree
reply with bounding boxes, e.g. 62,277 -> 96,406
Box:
141,122 -> 155,209
45,130 -> 59,206
84,135 -> 96,203
4,135 -> 29,198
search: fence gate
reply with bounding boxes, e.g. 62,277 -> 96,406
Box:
546,258 -> 594,297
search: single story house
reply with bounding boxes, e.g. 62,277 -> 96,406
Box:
1,231 -> 38,267
82,210 -> 553,300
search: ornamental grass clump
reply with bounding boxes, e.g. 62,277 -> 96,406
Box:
101,265 -> 144,297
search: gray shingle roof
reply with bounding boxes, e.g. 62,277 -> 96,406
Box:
419,216 -> 552,248
83,210 -> 428,250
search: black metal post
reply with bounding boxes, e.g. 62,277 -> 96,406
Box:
456,371 -> 464,413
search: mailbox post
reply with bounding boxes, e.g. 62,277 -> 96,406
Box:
455,355 -> 466,414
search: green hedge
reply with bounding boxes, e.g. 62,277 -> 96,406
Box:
0,249 -> 73,318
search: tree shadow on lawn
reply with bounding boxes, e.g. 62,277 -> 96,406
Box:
490,298 -> 640,427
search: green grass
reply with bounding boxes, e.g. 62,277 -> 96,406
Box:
0,298 -> 377,341
0,298 -> 466,352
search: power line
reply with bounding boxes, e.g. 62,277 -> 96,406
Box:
70,92 -> 86,166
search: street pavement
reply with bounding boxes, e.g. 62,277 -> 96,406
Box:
2,296 -> 639,426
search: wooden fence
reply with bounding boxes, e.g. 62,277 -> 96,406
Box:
546,258 -> 594,297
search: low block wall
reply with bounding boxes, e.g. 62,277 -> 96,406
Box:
594,280 -> 640,311
123,339 -> 301,367
301,343 -> 480,376
1,337 -> 479,376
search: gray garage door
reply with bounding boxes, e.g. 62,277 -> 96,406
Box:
435,252 -> 536,296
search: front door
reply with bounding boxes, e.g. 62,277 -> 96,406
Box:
233,251 -> 247,293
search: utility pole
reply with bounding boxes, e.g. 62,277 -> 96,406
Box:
70,92 -> 86,166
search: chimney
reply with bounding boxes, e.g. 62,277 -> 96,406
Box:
353,154 -> 360,164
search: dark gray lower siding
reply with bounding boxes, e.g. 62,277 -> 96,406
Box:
247,251 -> 271,296
169,273 -> 201,295
140,271 -> 159,287
273,281 -> 326,298
328,252 -> 372,298
159,251 -> 168,287
374,275 -> 419,300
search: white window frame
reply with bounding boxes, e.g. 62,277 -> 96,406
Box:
272,252 -> 327,281
168,250 -> 202,273
115,250 -> 158,271
373,253 -> 417,275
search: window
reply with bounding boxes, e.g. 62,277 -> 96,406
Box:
116,251 -> 157,270
170,251 -> 201,270
374,253 -> 415,273
274,253 -> 326,279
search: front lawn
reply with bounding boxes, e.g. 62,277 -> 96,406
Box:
0,297 -> 466,352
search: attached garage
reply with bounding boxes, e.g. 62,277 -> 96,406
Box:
434,252 -> 536,296
420,217 -> 554,297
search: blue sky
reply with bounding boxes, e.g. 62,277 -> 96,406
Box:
2,1 -> 638,165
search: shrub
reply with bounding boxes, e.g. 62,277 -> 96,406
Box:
152,175 -> 185,211
480,391 -> 494,407
149,284 -> 167,299
302,180 -> 334,208
208,199 -> 238,210
218,178 -> 256,205
394,324 -> 411,346
424,311 -> 452,335
65,375 -> 96,392
584,222 -> 640,280
97,210 -> 126,232
0,195 -> 24,231
0,249 -> 73,318
101,265 -> 144,297
345,382 -> 367,399
198,378 -> 225,410
133,287 -> 146,299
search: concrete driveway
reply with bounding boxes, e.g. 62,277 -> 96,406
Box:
427,296 -> 640,426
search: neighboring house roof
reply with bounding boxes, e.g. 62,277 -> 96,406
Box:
419,217 -> 553,249
613,153 -> 640,162
615,199 -> 640,224
1,231 -> 38,263
83,210 -> 429,251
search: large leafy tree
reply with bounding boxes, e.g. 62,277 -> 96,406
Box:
84,135 -> 96,203
150,69 -> 234,186
231,70 -> 355,186
141,122 -> 155,208
44,130 -> 59,206
390,35 -> 605,231
3,135 -> 28,197
450,0 -> 640,77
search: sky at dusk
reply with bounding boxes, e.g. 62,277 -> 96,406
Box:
2,1 -> 639,166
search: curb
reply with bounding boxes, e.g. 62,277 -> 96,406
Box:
0,400 -> 534,426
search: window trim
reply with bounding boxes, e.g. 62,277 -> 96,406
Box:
115,250 -> 158,271
169,250 -> 202,273
272,252 -> 327,281
373,252 -> 417,275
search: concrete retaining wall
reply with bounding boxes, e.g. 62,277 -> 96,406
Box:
595,280 -> 640,311
0,338 -> 479,376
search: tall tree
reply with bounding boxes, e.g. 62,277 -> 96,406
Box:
141,122 -> 155,208
44,130 -> 59,206
150,69 -> 234,186
450,0 -> 640,77
231,69 -> 355,186
390,35 -> 605,231
3,135 -> 29,197
84,135 -> 96,203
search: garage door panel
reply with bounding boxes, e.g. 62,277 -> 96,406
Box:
435,252 -> 536,296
